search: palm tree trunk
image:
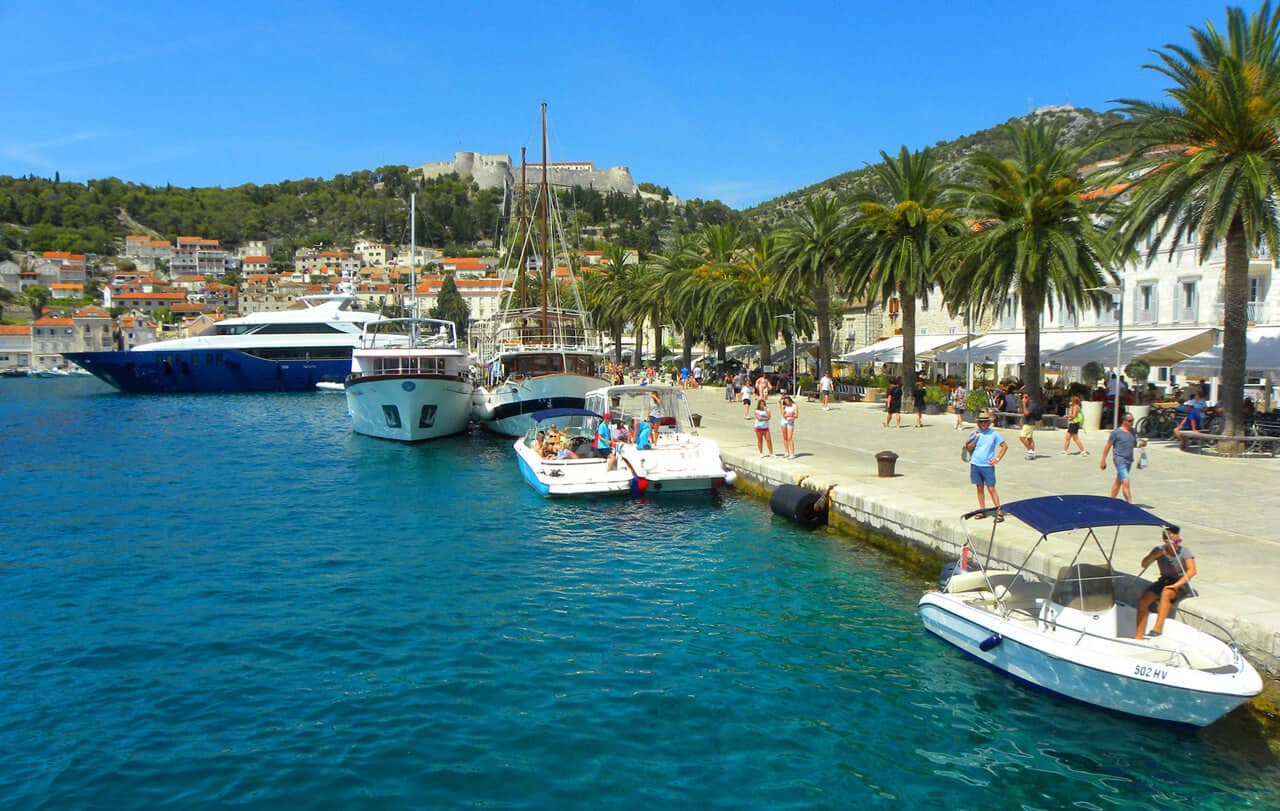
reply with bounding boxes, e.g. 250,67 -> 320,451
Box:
682,329 -> 694,371
1022,298 -> 1043,406
759,339 -> 772,367
716,340 -> 726,364
653,317 -> 664,368
634,323 -> 644,368
613,325 -> 624,366
1221,216 -> 1249,441
902,296 -> 917,404
815,282 -> 832,375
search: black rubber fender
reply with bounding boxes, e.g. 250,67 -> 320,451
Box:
769,484 -> 827,528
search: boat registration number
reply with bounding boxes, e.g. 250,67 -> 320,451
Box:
1133,664 -> 1168,681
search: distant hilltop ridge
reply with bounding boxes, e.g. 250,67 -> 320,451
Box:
414,151 -> 644,198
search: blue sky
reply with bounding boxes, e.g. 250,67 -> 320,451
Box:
0,0 -> 1237,209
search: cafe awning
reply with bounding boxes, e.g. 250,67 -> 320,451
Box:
1048,327 -> 1217,367
932,330 -> 1112,365
838,334 -> 971,364
1172,326 -> 1280,375
839,336 -> 901,363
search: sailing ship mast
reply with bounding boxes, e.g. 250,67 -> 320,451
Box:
409,192 -> 417,341
518,146 -> 528,310
540,102 -> 549,343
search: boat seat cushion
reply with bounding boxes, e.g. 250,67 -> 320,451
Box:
993,581 -> 1053,611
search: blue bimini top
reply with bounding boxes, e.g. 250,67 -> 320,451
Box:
967,494 -> 1169,535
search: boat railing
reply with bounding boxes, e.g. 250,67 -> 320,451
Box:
358,318 -> 458,350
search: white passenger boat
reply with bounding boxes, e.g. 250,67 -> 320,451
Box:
513,385 -> 730,497
344,318 -> 474,442
919,495 -> 1261,726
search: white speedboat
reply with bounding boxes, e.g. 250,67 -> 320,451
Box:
344,318 -> 474,442
919,495 -> 1261,726
513,385 -> 730,497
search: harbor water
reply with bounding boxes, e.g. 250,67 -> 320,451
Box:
3,378 -> 1279,808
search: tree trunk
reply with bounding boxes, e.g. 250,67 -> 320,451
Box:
1022,297 -> 1043,407
1220,216 -> 1249,444
613,326 -> 624,366
634,323 -> 644,368
682,329 -> 694,371
759,339 -> 772,367
815,281 -> 832,375
902,295 -> 918,405
716,340 -> 727,364
653,317 -> 664,368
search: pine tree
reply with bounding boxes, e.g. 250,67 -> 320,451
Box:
429,271 -> 470,341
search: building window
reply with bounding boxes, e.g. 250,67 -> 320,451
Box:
1178,280 -> 1199,322
1137,283 -> 1157,323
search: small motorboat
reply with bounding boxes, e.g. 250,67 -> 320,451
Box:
918,495 -> 1261,726
513,385 -> 730,497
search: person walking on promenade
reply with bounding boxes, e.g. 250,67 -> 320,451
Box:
754,372 -> 772,404
819,372 -> 833,411
779,394 -> 799,458
912,380 -> 926,428
1134,525 -> 1196,640
1100,412 -> 1138,504
753,398 -> 774,457
965,413 -> 1007,520
1061,394 -> 1087,455
951,382 -> 967,429
741,377 -> 753,419
724,371 -> 735,401
1018,392 -> 1041,459
885,377 -> 904,428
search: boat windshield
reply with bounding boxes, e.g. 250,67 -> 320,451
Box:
584,387 -> 691,432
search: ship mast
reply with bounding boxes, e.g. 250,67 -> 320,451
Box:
409,192 -> 417,342
518,146 -> 528,309
540,102 -> 549,342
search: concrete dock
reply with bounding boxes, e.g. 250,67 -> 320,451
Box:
682,385 -> 1280,674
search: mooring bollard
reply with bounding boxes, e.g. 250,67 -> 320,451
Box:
875,450 -> 899,477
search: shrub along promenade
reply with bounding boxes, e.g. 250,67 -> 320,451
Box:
683,386 -> 1280,677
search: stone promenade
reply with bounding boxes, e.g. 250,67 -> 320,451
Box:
683,384 -> 1280,673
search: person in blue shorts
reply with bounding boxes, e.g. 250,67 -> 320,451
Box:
964,414 -> 1008,519
1173,399 -> 1203,448
1101,413 -> 1138,504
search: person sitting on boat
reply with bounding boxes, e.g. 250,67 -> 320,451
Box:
1134,525 -> 1196,640
532,430 -> 547,456
594,414 -> 618,471
553,439 -> 577,460
612,418 -> 630,445
546,423 -> 562,443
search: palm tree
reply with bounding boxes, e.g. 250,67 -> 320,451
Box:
1110,2 -> 1280,440
947,122 -> 1114,406
775,196 -> 850,377
580,244 -> 632,365
843,146 -> 967,402
654,233 -> 705,371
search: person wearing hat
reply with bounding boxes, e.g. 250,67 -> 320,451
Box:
964,413 -> 1008,520
594,413 -> 617,471
1134,525 -> 1196,639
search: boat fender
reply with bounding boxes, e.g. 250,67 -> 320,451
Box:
769,484 -> 827,528
723,469 -> 737,486
979,633 -> 1003,652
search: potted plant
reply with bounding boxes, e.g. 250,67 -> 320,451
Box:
924,385 -> 947,415
1079,361 -> 1107,432
863,372 -> 889,403
1124,358 -> 1152,422
964,389 -> 990,423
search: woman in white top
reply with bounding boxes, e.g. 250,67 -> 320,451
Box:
779,395 -> 799,458
753,400 -> 774,457
819,373 -> 833,411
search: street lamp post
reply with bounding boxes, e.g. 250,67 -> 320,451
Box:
775,313 -> 796,392
1087,281 -> 1125,430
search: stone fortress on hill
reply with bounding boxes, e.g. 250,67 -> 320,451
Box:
414,152 -> 644,198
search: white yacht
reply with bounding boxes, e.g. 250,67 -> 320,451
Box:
919,495 -> 1261,726
513,385 -> 731,497
344,318 -> 474,442
66,295 -> 382,393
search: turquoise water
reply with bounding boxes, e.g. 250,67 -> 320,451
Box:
2,378 -> 1279,809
